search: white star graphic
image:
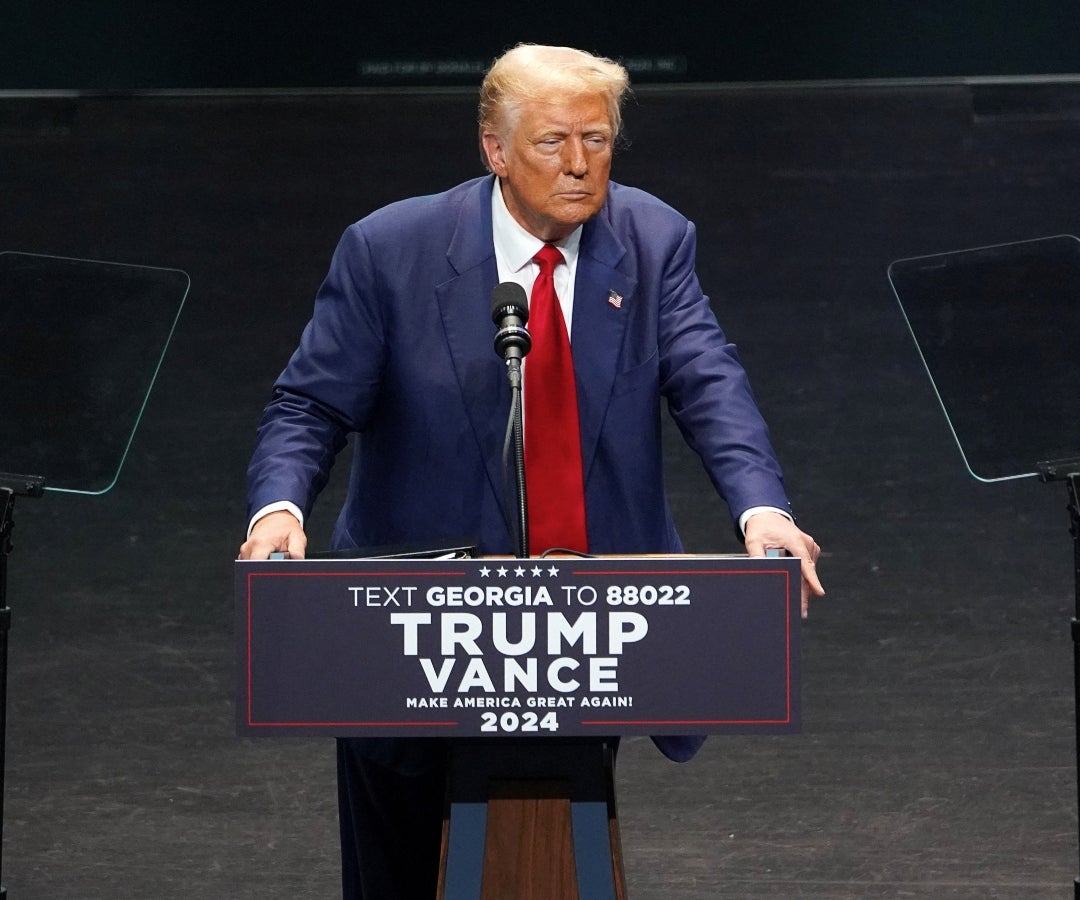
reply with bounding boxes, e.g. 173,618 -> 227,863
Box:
547,565 -> 560,577
496,566 -> 509,577
531,566 -> 543,577
479,566 -> 491,578
514,566 -> 526,577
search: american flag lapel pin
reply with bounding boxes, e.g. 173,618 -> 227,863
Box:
607,289 -> 623,309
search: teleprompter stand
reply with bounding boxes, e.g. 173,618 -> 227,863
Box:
1039,459 -> 1080,899
889,235 -> 1080,897
0,251 -> 188,895
0,475 -> 45,900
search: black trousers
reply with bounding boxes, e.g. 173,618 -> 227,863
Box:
335,738 -> 449,900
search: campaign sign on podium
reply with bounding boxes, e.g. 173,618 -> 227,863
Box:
235,555 -> 801,738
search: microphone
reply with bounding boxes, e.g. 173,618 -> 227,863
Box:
491,282 -> 531,367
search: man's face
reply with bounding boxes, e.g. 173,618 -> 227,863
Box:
483,92 -> 613,242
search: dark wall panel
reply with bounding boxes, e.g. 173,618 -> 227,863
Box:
4,1 -> 1080,90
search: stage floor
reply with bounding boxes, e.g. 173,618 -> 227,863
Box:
2,79 -> 1078,897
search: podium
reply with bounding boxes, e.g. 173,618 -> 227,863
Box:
235,553 -> 801,897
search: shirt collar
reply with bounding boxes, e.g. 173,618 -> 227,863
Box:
491,178 -> 582,273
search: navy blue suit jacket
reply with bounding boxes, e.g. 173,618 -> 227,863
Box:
247,175 -> 792,762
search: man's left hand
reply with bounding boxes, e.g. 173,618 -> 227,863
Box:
743,511 -> 824,619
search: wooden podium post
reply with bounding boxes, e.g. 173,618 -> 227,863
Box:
438,739 -> 625,900
235,554 -> 800,899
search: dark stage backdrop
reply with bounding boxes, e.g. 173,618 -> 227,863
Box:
3,1 -> 1080,91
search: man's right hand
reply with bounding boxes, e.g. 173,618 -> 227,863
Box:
238,509 -> 308,560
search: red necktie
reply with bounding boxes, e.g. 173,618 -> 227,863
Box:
525,244 -> 588,554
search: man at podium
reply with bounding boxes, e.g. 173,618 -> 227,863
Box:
239,43 -> 823,900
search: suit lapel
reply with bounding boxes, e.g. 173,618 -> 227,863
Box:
435,179 -> 639,520
572,212 -> 637,482
435,178 -> 512,528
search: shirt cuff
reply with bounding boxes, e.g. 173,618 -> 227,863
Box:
738,505 -> 792,536
247,501 -> 305,539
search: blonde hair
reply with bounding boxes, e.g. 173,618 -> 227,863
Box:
478,44 -> 630,170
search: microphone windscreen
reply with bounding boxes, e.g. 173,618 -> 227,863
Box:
491,282 -> 529,323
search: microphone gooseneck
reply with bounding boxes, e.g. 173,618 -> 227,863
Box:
491,282 -> 531,558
